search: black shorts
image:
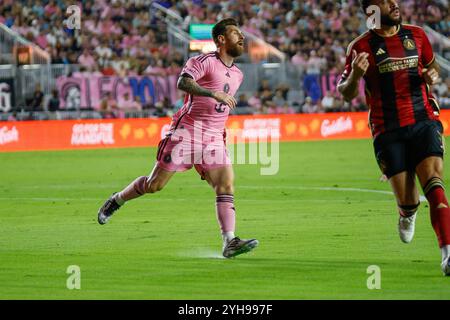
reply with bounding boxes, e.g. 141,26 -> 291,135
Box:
373,120 -> 444,178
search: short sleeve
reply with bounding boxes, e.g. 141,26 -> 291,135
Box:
420,28 -> 435,68
180,56 -> 211,81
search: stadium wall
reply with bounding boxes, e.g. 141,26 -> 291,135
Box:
1,111 -> 449,152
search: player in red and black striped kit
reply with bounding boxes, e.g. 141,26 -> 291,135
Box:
338,0 -> 450,275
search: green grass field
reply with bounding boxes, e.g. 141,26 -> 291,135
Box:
1,139 -> 450,300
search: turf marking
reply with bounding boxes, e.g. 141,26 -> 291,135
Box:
1,185 -> 427,202
234,185 -> 428,202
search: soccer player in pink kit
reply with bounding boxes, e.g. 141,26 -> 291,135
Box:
97,19 -> 259,258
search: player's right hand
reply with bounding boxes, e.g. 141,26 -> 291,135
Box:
351,50 -> 370,79
212,91 -> 237,109
422,67 -> 441,86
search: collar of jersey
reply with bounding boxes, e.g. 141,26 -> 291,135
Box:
215,51 -> 235,68
371,24 -> 401,38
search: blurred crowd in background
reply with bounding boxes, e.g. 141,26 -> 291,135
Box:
0,0 -> 449,118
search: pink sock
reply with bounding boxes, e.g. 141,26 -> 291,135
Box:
116,176 -> 148,203
216,194 -> 236,233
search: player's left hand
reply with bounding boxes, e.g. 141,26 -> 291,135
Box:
212,91 -> 237,110
422,68 -> 441,86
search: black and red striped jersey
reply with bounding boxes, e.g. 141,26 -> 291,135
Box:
341,24 -> 439,137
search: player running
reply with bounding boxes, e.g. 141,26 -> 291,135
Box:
97,19 -> 258,259
338,0 -> 449,275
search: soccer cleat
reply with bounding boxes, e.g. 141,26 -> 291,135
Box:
222,237 -> 259,258
97,193 -> 121,225
398,213 -> 417,243
441,256 -> 450,276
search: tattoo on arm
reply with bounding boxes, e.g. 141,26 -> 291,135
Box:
177,76 -> 214,98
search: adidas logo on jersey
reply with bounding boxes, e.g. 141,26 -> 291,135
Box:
225,72 -> 230,78
376,48 -> 386,55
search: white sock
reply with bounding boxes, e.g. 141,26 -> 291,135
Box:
222,232 -> 235,245
441,245 -> 450,262
114,193 -> 125,206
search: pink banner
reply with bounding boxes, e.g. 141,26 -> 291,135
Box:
320,73 -> 365,97
56,74 -> 178,110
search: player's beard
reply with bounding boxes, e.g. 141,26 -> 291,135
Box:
226,42 -> 244,58
381,12 -> 402,26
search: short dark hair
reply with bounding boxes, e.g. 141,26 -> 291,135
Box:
212,18 -> 239,45
359,0 -> 372,13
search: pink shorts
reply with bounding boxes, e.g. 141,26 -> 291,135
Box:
156,125 -> 231,179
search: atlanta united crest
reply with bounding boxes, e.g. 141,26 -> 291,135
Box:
403,38 -> 416,50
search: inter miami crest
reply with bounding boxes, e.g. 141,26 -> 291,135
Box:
163,154 -> 171,163
215,83 -> 230,113
215,104 -> 226,113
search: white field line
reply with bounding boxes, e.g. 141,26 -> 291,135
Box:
229,185 -> 427,202
0,185 -> 427,202
0,198 -> 395,203
177,249 -> 226,259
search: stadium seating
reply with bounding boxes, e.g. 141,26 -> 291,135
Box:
0,0 -> 448,119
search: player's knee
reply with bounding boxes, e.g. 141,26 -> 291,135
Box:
215,183 -> 234,195
417,157 -> 444,184
397,194 -> 419,206
433,162 -> 444,177
426,163 -> 443,180
134,176 -> 149,195
146,179 -> 165,194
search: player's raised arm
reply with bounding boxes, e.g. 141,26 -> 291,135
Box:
337,50 -> 370,102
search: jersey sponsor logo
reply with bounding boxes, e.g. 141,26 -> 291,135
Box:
403,38 -> 416,50
0,126 -> 19,145
378,56 -> 419,73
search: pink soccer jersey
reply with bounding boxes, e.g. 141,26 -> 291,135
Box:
172,51 -> 244,133
156,51 -> 244,175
